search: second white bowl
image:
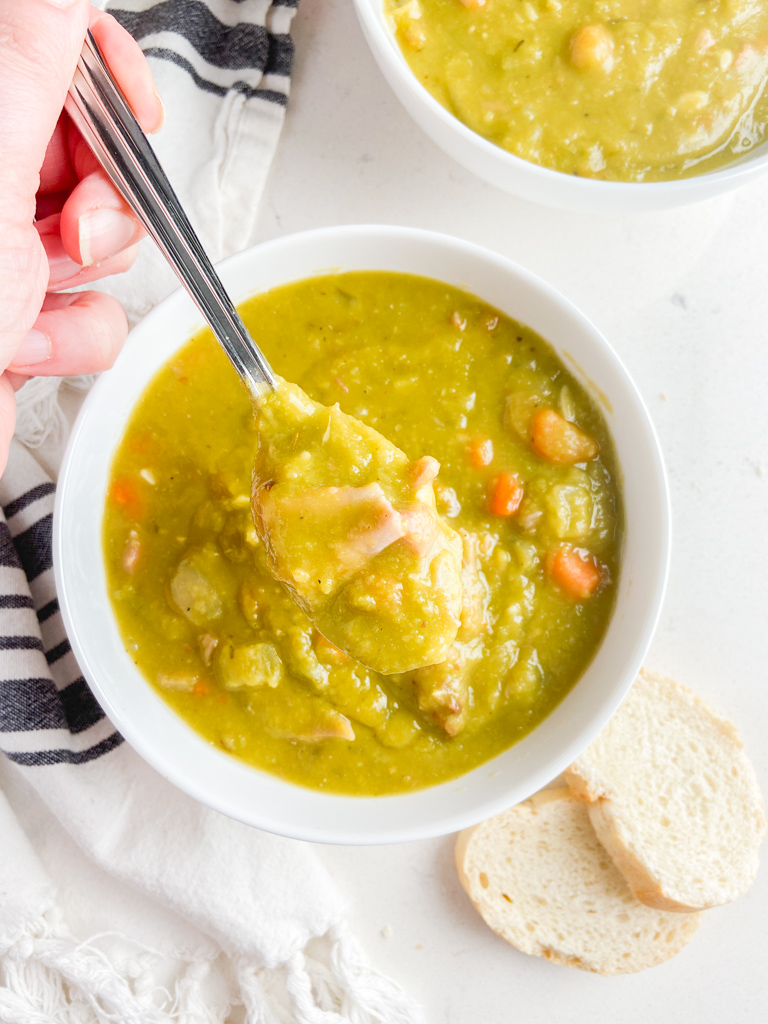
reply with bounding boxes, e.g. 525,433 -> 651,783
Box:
54,225 -> 669,843
353,0 -> 768,212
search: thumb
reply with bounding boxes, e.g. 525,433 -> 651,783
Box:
0,0 -> 90,210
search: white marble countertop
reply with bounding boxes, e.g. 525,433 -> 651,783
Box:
245,1 -> 768,1020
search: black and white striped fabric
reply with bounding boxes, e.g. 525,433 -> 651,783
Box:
109,0 -> 297,108
0,442 -> 123,768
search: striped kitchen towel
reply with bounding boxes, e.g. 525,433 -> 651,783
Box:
0,443 -> 121,768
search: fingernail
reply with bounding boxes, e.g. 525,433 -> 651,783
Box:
79,208 -> 136,266
13,330 -> 51,368
153,87 -> 166,132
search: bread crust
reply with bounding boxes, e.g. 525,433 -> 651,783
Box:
587,800 -> 698,913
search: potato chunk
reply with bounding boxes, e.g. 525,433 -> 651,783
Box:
169,552 -> 223,625
531,409 -> 599,465
217,641 -> 283,690
545,482 -> 593,539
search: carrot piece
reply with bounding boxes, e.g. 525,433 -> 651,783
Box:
109,477 -> 144,518
546,544 -> 603,600
488,472 -> 524,516
531,409 -> 599,465
192,682 -> 209,696
468,437 -> 494,468
313,631 -> 350,663
127,432 -> 154,455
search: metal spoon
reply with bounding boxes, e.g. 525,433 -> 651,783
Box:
65,31 -> 276,399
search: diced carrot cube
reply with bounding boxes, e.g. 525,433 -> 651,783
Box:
546,544 -> 603,600
531,409 -> 599,465
109,477 -> 144,518
128,432 -> 154,455
468,437 -> 494,468
488,473 -> 524,516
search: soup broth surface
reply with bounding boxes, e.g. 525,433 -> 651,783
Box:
103,272 -> 623,795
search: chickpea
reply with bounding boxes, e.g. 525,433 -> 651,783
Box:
569,24 -> 614,73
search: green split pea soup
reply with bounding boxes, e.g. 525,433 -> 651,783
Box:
387,0 -> 768,182
103,272 -> 623,795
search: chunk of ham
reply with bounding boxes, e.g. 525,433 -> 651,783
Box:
254,482 -> 407,610
410,455 -> 440,490
255,479 -> 459,610
121,530 -> 141,574
398,503 -> 440,557
274,710 -> 356,743
325,485 -> 406,567
412,640 -> 481,736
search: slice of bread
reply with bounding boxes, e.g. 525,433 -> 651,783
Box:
565,670 -> 766,913
455,789 -> 701,974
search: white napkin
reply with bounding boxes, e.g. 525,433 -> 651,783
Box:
1,2 -> 425,1019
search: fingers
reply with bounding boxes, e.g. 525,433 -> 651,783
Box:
5,372 -> 31,394
89,8 -> 164,134
41,9 -> 163,266
0,0 -> 90,207
59,170 -> 144,266
8,291 -> 129,376
37,215 -> 139,288
39,116 -> 78,196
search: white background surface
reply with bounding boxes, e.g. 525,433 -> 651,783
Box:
247,1 -> 768,1020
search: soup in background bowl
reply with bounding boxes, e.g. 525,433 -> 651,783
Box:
54,226 -> 669,843
353,0 -> 768,211
386,0 -> 768,183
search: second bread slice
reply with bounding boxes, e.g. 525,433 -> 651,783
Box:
565,670 -> 766,912
455,789 -> 700,974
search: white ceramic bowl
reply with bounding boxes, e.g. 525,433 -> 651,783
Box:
55,225 -> 669,844
353,0 -> 768,213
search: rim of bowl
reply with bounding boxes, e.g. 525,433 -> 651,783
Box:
352,0 -> 768,204
54,224 -> 670,844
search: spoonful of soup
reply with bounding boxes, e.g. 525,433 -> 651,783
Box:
252,382 -> 463,673
66,32 -> 463,673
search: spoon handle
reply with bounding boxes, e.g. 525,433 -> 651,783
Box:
65,30 -> 276,397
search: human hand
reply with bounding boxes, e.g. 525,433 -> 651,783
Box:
0,0 -> 163,473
